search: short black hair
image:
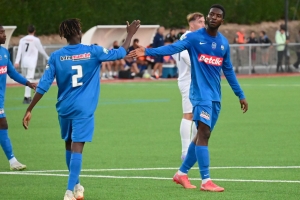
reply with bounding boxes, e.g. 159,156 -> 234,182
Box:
59,18 -> 81,40
133,38 -> 139,43
28,25 -> 35,33
210,4 -> 225,19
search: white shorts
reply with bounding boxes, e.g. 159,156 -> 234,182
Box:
178,80 -> 192,114
21,67 -> 35,79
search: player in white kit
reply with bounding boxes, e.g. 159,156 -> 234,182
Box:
14,25 -> 49,104
172,12 -> 206,161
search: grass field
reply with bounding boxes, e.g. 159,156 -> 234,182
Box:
0,76 -> 299,200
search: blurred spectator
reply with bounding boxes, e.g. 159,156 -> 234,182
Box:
163,38 -> 176,65
101,61 -> 114,80
152,26 -> 165,78
275,25 -> 286,72
293,30 -> 300,69
234,28 -> 246,73
247,31 -> 258,73
165,28 -> 177,43
176,26 -> 186,40
258,31 -> 272,66
111,40 -> 125,77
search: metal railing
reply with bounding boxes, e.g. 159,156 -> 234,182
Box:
229,43 -> 300,74
10,43 -> 300,78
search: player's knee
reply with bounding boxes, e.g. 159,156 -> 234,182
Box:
0,119 -> 8,130
197,122 -> 211,140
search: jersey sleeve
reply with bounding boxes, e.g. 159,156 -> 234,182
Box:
14,40 -> 23,64
145,39 -> 191,56
36,56 -> 56,95
222,44 -> 245,100
34,38 -> 49,60
6,51 -> 27,85
94,45 -> 126,62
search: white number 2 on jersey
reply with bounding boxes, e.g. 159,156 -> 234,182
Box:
72,65 -> 83,87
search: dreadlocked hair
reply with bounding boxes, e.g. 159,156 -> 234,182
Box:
59,18 -> 82,40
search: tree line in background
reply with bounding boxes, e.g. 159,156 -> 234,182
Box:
1,0 -> 299,35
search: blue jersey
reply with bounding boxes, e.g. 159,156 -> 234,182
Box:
145,28 -> 245,102
0,46 -> 27,108
37,44 -> 126,119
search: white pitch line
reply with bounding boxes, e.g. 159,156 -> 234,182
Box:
0,172 -> 299,184
19,166 -> 300,173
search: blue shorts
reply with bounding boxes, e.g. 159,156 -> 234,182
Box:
192,101 -> 221,132
58,115 -> 95,142
154,56 -> 164,63
0,108 -> 5,118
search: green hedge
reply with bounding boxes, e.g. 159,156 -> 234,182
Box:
0,0 -> 299,35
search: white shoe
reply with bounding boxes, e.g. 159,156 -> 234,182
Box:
74,185 -> 84,200
64,192 -> 76,200
10,161 -> 26,171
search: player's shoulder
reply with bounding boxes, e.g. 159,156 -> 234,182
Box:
218,32 -> 229,45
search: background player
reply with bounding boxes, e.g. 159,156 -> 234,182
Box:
128,4 -> 248,192
14,25 -> 49,104
22,19 -> 140,200
0,25 -> 36,170
172,12 -> 205,161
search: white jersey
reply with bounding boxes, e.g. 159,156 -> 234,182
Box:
15,35 -> 49,68
172,31 -> 191,83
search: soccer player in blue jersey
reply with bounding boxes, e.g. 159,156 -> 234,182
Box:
22,19 -> 140,200
128,4 -> 248,192
0,25 -> 36,170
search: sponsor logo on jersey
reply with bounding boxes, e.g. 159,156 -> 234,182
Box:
60,53 -> 91,61
212,42 -> 217,49
0,108 -> 4,114
200,111 -> 210,120
198,54 -> 223,66
0,66 -> 7,74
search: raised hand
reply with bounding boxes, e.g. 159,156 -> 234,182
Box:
126,20 -> 141,36
127,46 -> 146,58
240,99 -> 248,113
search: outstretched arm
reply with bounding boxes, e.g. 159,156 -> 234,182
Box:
128,39 -> 190,58
121,20 -> 141,51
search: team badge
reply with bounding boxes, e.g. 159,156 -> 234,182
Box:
4,54 -> 7,59
212,42 -> 217,49
103,48 -> 109,54
221,45 -> 224,50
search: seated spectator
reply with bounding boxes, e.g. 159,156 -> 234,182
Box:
111,40 -> 125,77
165,28 -> 177,43
124,38 -> 142,77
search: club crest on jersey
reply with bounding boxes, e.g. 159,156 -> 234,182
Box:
103,48 -> 109,54
0,66 -> 7,74
221,45 -> 224,50
60,53 -> 91,61
212,42 -> 217,49
200,111 -> 210,120
198,54 -> 223,66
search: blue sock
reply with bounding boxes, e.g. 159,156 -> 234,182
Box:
195,146 -> 210,180
66,150 -> 80,184
179,142 -> 197,173
0,129 -> 14,160
67,153 -> 82,190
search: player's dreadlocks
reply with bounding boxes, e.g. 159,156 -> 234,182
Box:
59,18 -> 82,40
